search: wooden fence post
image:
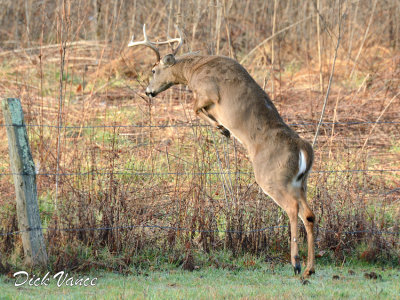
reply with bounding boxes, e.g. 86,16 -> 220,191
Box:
2,98 -> 48,267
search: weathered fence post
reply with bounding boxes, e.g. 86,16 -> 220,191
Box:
2,98 -> 48,267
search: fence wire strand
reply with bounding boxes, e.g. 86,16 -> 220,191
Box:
0,169 -> 399,177
0,120 -> 400,129
0,224 -> 398,238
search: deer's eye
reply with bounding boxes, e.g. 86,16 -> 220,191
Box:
152,70 -> 155,74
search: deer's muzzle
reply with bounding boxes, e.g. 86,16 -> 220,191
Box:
145,87 -> 156,97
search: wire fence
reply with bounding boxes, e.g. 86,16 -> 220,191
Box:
1,118 -> 399,178
1,120 -> 400,129
1,111 -> 399,253
1,169 -> 400,177
0,224 -> 398,238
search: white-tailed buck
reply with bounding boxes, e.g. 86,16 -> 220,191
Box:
128,25 -> 316,277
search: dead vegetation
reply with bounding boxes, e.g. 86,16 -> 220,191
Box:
0,0 -> 399,271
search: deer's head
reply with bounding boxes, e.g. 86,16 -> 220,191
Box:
146,54 -> 178,97
128,24 -> 183,97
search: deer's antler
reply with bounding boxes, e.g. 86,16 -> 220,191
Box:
128,24 -> 161,61
128,24 -> 183,61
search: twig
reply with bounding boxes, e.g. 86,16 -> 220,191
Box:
55,0 -> 69,210
328,89 -> 341,159
313,2 -> 343,148
346,0 -> 360,71
0,40 -> 105,57
349,0 -> 378,78
361,91 -> 400,151
210,130 -> 233,209
316,0 -> 324,94
240,13 -> 318,64
270,0 -> 278,100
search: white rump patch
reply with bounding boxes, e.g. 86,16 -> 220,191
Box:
298,150 -> 307,176
292,150 -> 307,188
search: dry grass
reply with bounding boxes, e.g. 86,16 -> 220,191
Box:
0,0 -> 399,271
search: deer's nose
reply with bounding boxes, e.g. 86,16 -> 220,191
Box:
145,87 -> 155,97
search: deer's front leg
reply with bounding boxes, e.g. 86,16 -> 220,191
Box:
194,99 -> 230,138
198,108 -> 230,138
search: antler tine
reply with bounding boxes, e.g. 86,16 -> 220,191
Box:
148,25 -> 183,56
127,24 -> 161,62
172,24 -> 183,56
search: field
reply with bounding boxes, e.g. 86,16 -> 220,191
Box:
1,262 -> 399,299
0,0 -> 399,298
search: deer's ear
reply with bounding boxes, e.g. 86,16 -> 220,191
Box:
162,54 -> 176,66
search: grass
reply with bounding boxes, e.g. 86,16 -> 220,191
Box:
0,0 -> 399,284
0,264 -> 399,299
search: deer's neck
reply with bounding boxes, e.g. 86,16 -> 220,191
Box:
172,56 -> 207,85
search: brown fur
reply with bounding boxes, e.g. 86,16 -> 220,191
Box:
146,54 -> 316,277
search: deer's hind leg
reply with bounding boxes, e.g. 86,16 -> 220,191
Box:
298,185 -> 315,277
254,144 -> 315,277
260,186 -> 302,274
253,171 -> 301,274
259,182 -> 315,277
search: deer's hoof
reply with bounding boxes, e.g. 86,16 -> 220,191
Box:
303,268 -> 315,278
218,127 -> 230,138
293,256 -> 301,275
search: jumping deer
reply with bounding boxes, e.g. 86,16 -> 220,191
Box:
128,25 -> 316,277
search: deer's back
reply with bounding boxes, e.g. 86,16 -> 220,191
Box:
188,55 -> 312,171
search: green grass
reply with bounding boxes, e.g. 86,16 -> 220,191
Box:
1,264 -> 399,299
